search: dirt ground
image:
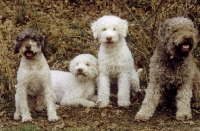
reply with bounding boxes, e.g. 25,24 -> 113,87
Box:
1,90 -> 200,131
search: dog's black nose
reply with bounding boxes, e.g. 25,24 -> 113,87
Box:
25,45 -> 31,50
106,36 -> 112,41
78,68 -> 83,73
185,37 -> 192,42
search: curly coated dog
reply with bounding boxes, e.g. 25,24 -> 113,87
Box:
51,54 -> 98,107
135,17 -> 200,121
14,29 -> 59,122
91,15 -> 142,107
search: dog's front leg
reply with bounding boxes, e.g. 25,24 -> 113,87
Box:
44,84 -> 59,122
14,90 -> 21,120
192,73 -> 200,108
97,73 -> 110,107
117,73 -> 131,107
135,82 -> 161,121
17,85 -> 32,122
176,85 -> 192,120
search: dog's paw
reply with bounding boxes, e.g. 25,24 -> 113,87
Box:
134,113 -> 150,121
176,112 -> 192,121
22,115 -> 32,122
48,114 -> 59,122
85,101 -> 96,107
97,100 -> 109,108
117,99 -> 131,107
14,112 -> 20,120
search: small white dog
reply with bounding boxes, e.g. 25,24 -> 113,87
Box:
51,54 -> 98,107
14,29 -> 59,122
91,15 -> 142,107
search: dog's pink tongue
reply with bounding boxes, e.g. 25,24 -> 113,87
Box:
106,42 -> 113,46
26,52 -> 33,57
182,45 -> 189,51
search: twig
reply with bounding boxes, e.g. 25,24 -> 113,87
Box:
142,0 -> 167,24
48,13 -> 60,26
125,4 -> 147,34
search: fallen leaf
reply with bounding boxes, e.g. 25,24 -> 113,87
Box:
85,107 -> 91,113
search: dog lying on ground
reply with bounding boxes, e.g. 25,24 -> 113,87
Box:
51,54 -> 98,107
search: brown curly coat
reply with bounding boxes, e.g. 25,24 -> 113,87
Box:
135,17 -> 200,121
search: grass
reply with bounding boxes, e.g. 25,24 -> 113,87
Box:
2,125 -> 40,131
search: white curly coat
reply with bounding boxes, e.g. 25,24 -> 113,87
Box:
14,29 -> 58,122
51,54 -> 98,107
91,15 -> 141,107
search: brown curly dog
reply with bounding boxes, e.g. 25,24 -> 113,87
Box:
135,17 -> 200,121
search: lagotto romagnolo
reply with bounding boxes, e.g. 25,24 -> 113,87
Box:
91,15 -> 142,107
135,17 -> 200,121
50,54 -> 98,107
14,29 -> 59,122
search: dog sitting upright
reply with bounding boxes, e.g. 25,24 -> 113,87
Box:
135,17 -> 200,121
14,29 -> 59,122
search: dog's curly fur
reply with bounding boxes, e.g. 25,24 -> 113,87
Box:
135,17 -> 200,121
91,15 -> 141,107
51,54 -> 98,107
14,29 -> 59,122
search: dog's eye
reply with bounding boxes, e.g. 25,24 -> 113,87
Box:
33,38 -> 37,42
113,28 -> 116,31
86,63 -> 90,66
102,28 -> 106,31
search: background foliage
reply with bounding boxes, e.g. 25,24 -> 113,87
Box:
0,0 -> 200,102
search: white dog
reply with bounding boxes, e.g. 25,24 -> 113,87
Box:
14,29 -> 59,122
91,15 -> 141,107
51,54 -> 98,107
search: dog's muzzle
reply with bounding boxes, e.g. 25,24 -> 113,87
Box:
24,50 -> 36,59
174,37 -> 193,59
179,37 -> 193,52
106,36 -> 114,46
76,68 -> 86,77
106,41 -> 114,46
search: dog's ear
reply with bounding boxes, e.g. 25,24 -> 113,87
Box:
91,21 -> 98,39
94,61 -> 99,77
69,59 -> 75,73
40,36 -> 47,57
159,19 -> 170,42
14,37 -> 20,54
120,19 -> 128,37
